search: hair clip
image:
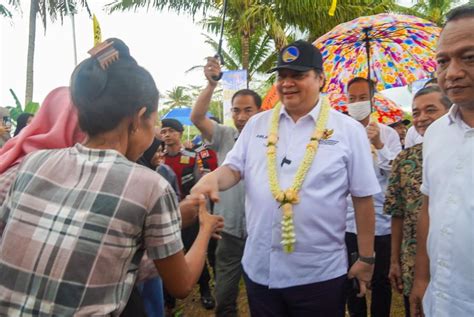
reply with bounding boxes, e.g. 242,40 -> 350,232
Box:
87,40 -> 119,70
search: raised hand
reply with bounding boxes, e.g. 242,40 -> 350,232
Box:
204,56 -> 221,87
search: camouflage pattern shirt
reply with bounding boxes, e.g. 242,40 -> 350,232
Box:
384,143 -> 423,296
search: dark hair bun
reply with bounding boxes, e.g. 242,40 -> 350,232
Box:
70,38 -> 159,136
70,38 -> 136,107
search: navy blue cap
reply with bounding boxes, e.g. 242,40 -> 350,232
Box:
161,118 -> 184,132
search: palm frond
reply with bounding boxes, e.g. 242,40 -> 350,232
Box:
105,0 -> 219,18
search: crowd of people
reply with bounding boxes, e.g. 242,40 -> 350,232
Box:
0,4 -> 472,317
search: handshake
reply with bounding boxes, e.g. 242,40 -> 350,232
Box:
180,193 -> 224,239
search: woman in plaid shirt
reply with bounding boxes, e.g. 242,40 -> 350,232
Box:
0,38 -> 223,316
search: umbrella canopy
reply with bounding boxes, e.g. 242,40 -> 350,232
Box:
326,92 -> 404,125
314,13 -> 441,94
161,107 -> 213,126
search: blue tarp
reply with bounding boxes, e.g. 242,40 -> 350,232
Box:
161,107 -> 213,126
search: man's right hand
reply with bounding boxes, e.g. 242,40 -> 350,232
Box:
410,278 -> 428,317
204,57 -> 221,87
348,260 -> 374,297
389,261 -> 404,294
191,173 -> 220,203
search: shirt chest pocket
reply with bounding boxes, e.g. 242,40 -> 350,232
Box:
306,146 -> 347,184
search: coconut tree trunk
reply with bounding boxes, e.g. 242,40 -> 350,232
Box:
25,0 -> 38,104
241,30 -> 250,84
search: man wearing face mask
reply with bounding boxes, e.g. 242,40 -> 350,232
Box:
345,77 -> 402,317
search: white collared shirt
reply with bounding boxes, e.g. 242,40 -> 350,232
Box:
405,125 -> 423,148
421,104 -> 474,316
346,123 -> 401,236
223,99 -> 380,288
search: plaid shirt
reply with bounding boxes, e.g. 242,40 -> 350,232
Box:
0,144 -> 183,316
0,164 -> 18,206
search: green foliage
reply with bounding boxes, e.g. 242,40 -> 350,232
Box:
394,0 -> 463,26
25,101 -> 40,114
163,86 -> 192,108
5,89 -> 39,126
0,0 -> 20,19
37,0 -> 91,31
197,31 -> 277,81
106,0 -> 397,76
186,84 -> 224,122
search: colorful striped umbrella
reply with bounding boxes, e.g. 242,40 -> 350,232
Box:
314,13 -> 441,94
326,92 -> 404,125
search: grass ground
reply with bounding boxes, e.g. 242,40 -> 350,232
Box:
171,281 -> 406,316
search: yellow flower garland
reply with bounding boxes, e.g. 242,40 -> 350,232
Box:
266,97 -> 331,253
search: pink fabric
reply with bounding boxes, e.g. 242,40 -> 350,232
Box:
0,87 -> 85,173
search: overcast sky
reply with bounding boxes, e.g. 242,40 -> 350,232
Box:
1,0 -> 216,107
0,0 -> 466,110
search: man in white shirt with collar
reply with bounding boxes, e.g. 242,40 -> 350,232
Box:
410,4 -> 474,317
191,59 -> 261,317
191,40 -> 380,316
405,125 -> 423,148
345,77 -> 402,317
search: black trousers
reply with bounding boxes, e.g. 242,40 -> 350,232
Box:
345,232 -> 392,317
244,272 -> 346,317
404,295 -> 411,317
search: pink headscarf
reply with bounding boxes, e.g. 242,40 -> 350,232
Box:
0,87 -> 85,174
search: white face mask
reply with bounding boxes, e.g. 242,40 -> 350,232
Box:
347,100 -> 371,121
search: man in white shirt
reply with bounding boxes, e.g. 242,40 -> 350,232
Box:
345,77 -> 402,317
410,4 -> 474,317
404,125 -> 423,148
190,57 -> 261,317
191,40 -> 380,316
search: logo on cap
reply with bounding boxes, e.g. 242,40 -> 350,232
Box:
282,46 -> 299,63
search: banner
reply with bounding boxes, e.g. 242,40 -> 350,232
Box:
222,70 -> 247,121
93,14 -> 102,46
262,85 -> 279,110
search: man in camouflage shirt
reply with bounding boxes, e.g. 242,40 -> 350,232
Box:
384,86 -> 451,317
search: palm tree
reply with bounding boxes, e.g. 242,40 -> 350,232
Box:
187,84 -> 224,122
164,86 -> 192,109
24,0 -> 90,104
190,31 -> 277,82
395,0 -> 463,26
0,0 -> 20,18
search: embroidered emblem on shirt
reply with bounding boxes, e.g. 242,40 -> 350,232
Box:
180,156 -> 190,164
319,129 -> 338,145
322,129 -> 334,140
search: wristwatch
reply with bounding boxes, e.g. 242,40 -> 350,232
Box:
358,255 -> 376,265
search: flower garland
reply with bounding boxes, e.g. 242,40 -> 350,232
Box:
266,97 -> 331,253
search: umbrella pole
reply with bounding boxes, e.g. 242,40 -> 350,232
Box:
212,0 -> 229,81
363,27 -> 374,113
